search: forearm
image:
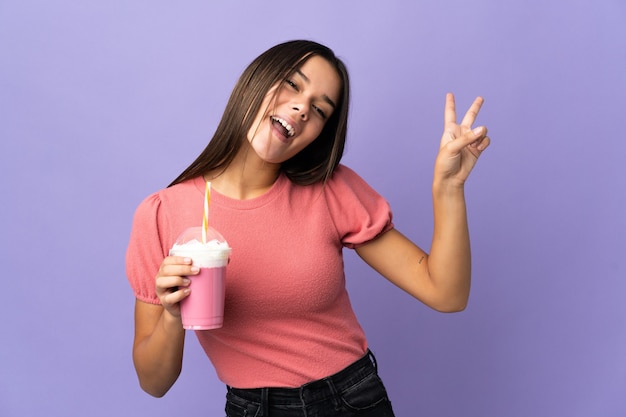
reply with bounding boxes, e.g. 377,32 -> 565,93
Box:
133,308 -> 186,397
427,181 -> 472,311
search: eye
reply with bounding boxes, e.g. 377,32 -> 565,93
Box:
312,104 -> 327,120
285,79 -> 298,91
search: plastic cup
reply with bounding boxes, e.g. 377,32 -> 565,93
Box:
169,226 -> 231,330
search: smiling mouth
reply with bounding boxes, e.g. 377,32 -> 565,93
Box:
270,116 -> 295,138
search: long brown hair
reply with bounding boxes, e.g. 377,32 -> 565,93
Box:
169,40 -> 350,187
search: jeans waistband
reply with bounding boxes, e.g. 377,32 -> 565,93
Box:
227,349 -> 378,406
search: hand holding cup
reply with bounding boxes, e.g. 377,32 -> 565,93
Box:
155,256 -> 197,319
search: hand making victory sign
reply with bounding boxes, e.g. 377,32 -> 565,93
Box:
355,93 -> 491,312
434,93 -> 490,187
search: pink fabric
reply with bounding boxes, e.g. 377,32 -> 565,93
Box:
126,164 -> 393,388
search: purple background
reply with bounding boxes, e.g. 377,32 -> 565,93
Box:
2,1 -> 625,416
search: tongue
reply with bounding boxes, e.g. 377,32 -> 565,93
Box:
272,119 -> 289,138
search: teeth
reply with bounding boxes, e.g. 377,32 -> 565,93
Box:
271,116 -> 295,137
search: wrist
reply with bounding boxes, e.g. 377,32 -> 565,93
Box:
432,178 -> 465,199
161,309 -> 185,333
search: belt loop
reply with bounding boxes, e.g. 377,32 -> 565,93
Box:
262,387 -> 269,416
325,378 -> 342,411
368,349 -> 378,370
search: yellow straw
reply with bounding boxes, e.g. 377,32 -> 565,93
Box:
202,181 -> 211,243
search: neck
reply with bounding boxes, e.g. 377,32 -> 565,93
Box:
206,145 -> 280,200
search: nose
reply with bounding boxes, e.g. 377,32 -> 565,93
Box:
292,104 -> 308,121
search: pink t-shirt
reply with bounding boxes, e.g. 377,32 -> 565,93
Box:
126,164 -> 393,388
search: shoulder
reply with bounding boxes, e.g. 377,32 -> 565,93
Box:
129,177 -> 205,252
136,178 -> 202,209
132,177 -> 203,227
160,177 -> 204,202
324,164 -> 382,201
331,164 -> 364,182
322,165 -> 393,248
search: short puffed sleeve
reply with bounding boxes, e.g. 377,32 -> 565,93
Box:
125,193 -> 168,304
324,165 -> 394,248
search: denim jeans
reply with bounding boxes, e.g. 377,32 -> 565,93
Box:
225,350 -> 395,417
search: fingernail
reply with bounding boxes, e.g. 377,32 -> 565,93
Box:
182,278 -> 191,285
184,257 -> 192,264
190,266 -> 199,273
473,127 -> 484,136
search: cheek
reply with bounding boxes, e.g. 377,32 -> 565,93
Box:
247,91 -> 276,140
247,113 -> 269,142
305,118 -> 327,140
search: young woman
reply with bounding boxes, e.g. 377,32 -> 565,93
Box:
126,40 -> 490,416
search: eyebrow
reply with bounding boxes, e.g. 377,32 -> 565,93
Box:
295,69 -> 337,109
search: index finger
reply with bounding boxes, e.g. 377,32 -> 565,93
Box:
162,255 -> 193,266
460,96 -> 485,127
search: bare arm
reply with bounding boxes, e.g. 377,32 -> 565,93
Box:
356,94 -> 490,312
132,256 -> 195,397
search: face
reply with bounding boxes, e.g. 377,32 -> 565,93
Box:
246,55 -> 342,165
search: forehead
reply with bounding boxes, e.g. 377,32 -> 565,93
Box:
295,55 -> 342,104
